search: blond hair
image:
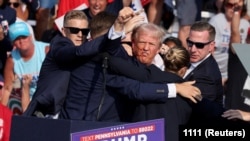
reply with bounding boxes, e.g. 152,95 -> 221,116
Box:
163,47 -> 190,73
63,10 -> 88,26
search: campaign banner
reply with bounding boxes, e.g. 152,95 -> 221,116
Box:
71,118 -> 164,141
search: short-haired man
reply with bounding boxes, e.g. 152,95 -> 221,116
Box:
184,21 -> 223,104
106,23 -> 201,141
23,10 -> 118,116
59,7 -> 201,123
184,21 -> 225,125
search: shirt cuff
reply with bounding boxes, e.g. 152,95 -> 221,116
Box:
167,83 -> 176,98
108,25 -> 125,40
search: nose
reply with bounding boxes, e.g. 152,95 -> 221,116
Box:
143,43 -> 150,50
189,44 -> 197,52
76,31 -> 83,36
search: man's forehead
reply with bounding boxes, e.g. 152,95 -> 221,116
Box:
66,19 -> 88,24
69,18 -> 87,22
137,33 -> 159,40
137,37 -> 159,44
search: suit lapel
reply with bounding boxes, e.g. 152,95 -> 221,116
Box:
184,56 -> 213,81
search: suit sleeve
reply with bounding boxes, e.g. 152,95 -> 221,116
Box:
52,35 -> 105,64
192,73 -> 222,103
108,56 -> 184,83
51,33 -> 121,64
106,74 -> 169,102
108,56 -> 150,81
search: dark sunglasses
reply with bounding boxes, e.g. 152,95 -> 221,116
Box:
225,2 -> 242,10
186,38 -> 213,49
8,2 -> 20,8
64,27 -> 89,35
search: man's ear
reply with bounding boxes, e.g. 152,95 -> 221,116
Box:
209,41 -> 215,53
61,27 -> 66,37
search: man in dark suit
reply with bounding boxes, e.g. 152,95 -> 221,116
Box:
183,21 -> 225,125
106,23 -> 203,141
59,7 -> 201,121
23,10 -> 119,117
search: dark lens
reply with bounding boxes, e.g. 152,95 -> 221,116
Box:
186,39 -> 193,47
81,29 -> 89,35
68,27 -> 80,34
8,2 -> 20,8
186,38 -> 208,49
195,43 -> 205,49
66,27 -> 89,35
225,3 -> 234,9
13,3 -> 20,8
195,41 -> 212,49
234,6 -> 242,11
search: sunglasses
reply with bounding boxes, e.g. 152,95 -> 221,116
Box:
64,27 -> 89,35
225,2 -> 242,10
8,2 -> 20,8
186,38 -> 213,49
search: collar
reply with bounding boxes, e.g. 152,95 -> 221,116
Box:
191,53 -> 211,68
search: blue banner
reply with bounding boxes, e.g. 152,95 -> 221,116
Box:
71,118 -> 164,141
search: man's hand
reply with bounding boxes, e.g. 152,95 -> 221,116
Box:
222,109 -> 250,122
114,7 -> 144,32
175,81 -> 202,103
124,14 -> 145,34
159,44 -> 170,55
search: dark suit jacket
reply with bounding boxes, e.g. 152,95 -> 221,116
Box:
23,33 -> 112,116
108,55 -> 192,141
58,45 -> 174,122
184,55 -> 226,124
185,55 -> 223,104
